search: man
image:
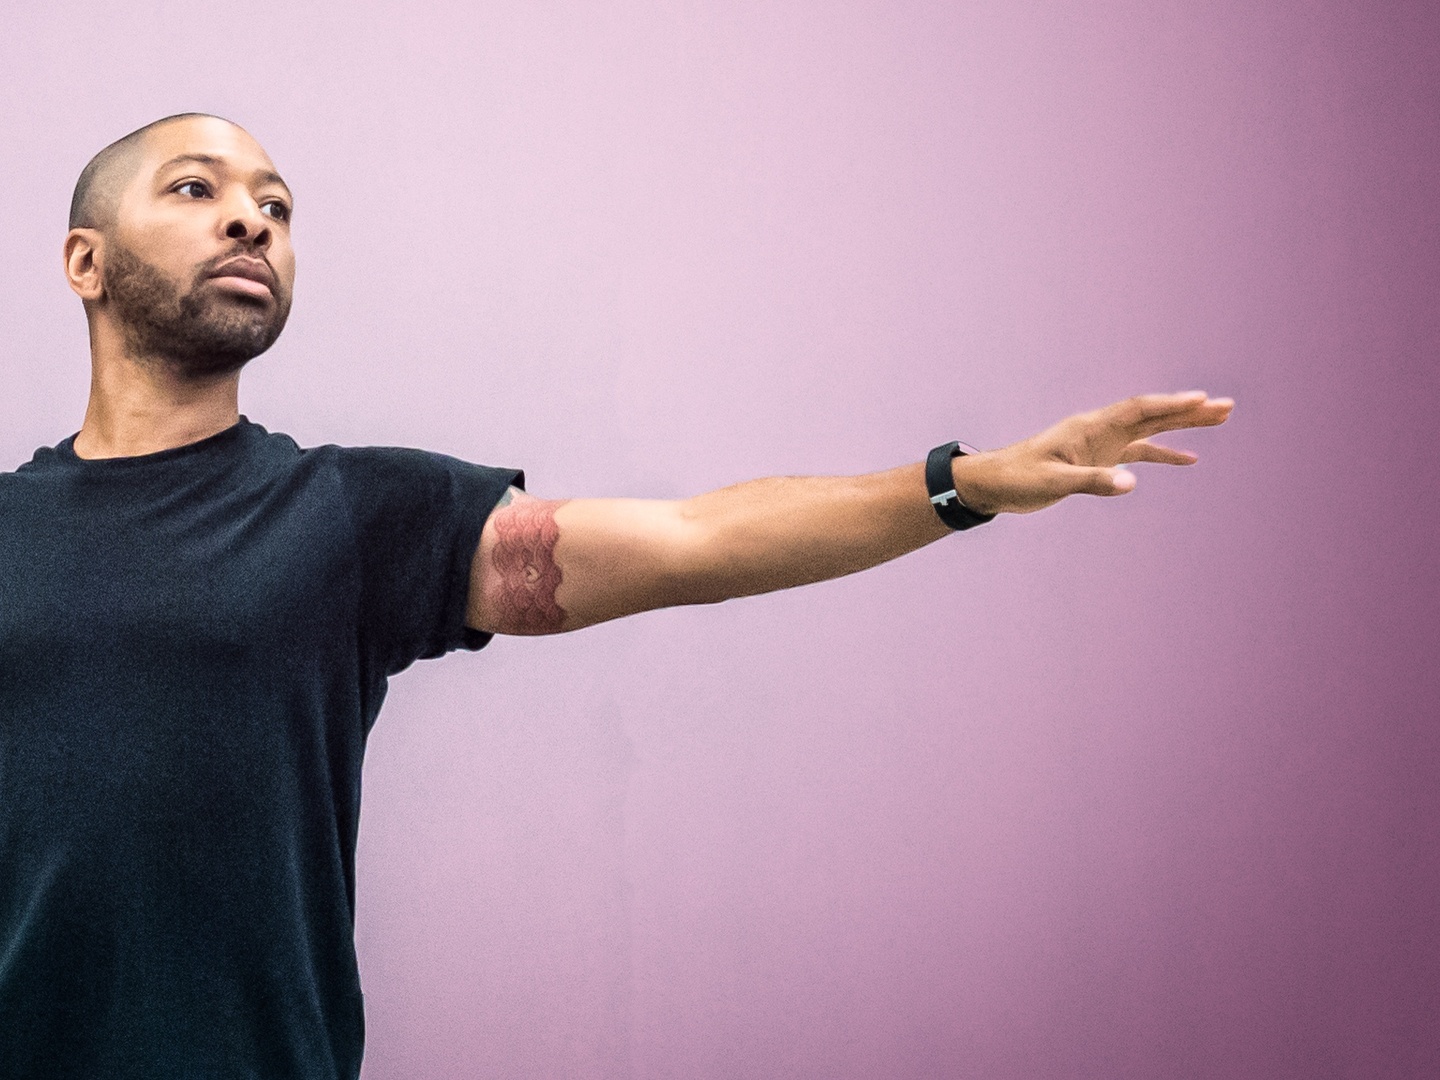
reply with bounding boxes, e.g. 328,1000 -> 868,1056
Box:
0,113 -> 1231,1079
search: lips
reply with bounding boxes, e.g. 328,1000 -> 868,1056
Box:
207,256 -> 278,298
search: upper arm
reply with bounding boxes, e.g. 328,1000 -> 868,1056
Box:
465,486 -> 703,635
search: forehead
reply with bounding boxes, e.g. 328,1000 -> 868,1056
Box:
137,117 -> 281,183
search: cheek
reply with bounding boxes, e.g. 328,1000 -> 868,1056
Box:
111,243 -> 186,291
143,243 -> 208,291
125,216 -> 205,264
273,248 -> 297,292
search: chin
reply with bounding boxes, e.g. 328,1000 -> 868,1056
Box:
167,295 -> 291,374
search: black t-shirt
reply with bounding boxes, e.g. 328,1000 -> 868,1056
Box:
0,418 -> 521,1079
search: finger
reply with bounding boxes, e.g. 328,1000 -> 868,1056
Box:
1141,397 -> 1234,437
1101,391 -> 1208,431
1102,392 -> 1233,438
1120,439 -> 1198,465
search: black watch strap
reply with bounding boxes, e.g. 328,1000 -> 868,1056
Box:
925,441 -> 996,531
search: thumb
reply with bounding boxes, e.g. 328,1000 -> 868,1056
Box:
1072,464 -> 1136,496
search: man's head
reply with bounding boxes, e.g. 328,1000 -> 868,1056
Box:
64,114 -> 296,378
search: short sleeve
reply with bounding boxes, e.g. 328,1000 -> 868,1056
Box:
335,447 -> 523,676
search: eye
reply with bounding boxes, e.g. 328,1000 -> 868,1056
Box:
261,199 -> 292,223
174,179 -> 212,199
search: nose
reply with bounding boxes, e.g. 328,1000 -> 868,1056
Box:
222,195 -> 272,250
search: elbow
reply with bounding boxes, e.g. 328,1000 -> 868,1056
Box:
656,500 -> 740,607
661,499 -> 794,606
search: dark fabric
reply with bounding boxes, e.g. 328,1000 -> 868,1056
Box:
0,418 -> 521,1079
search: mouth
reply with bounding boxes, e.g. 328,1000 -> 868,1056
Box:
207,256 -> 277,300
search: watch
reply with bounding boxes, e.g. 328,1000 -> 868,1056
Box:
925,441 -> 996,531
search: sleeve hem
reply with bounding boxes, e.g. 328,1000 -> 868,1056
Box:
440,466 -> 524,657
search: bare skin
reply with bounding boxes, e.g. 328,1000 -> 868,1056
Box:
59,116 -> 1234,637
468,392 -> 1233,635
62,116 -> 295,459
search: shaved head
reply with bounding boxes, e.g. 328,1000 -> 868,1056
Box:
62,113 -> 295,378
68,113 -> 241,231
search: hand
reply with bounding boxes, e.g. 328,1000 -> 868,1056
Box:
952,391 -> 1235,515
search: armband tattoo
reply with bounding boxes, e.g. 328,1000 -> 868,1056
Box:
488,498 -> 570,634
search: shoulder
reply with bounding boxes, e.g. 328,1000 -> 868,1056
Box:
10,436 -> 74,477
301,442 -> 515,487
0,436 -> 82,500
239,425 -> 457,485
290,440 -> 522,518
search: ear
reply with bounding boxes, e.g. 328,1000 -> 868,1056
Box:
64,228 -> 105,302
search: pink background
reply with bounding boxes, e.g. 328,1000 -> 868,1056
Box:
3,1 -> 1437,1076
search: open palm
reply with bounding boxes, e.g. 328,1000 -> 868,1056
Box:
960,391 -> 1235,515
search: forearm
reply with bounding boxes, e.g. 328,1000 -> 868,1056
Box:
533,461 -> 963,632
664,464 -> 954,604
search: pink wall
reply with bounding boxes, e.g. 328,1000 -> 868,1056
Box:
3,1 -> 1437,1076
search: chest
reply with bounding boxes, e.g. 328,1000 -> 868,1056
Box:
0,480 -> 359,675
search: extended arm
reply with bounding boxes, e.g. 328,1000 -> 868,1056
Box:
466,391 -> 1233,635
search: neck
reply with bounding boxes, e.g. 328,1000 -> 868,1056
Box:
74,317 -> 243,460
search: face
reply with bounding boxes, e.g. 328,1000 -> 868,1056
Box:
97,117 -> 297,377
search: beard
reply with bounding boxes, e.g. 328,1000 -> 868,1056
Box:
102,241 -> 292,378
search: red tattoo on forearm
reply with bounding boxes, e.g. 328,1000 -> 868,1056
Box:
488,499 -> 570,634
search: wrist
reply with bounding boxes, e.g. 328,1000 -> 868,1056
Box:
925,441 -> 998,529
949,452 -> 999,517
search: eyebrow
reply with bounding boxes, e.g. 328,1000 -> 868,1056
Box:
154,153 -> 293,201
